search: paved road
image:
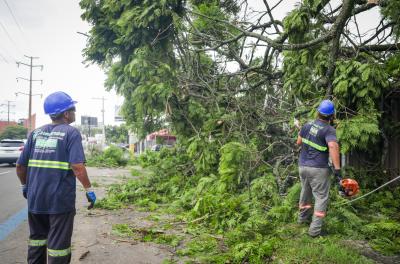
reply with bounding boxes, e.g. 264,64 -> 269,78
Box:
0,165 -> 27,222
0,164 -> 28,263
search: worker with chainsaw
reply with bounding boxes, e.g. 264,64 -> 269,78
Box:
296,99 -> 341,237
16,91 -> 96,264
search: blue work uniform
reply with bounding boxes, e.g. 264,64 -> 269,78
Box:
17,123 -> 85,263
297,119 -> 337,237
299,120 -> 337,168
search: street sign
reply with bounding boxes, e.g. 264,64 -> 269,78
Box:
81,116 -> 98,127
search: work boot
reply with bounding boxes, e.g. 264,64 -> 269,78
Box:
308,230 -> 327,238
297,219 -> 311,225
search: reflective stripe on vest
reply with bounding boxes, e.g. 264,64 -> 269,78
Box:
302,138 -> 328,152
28,159 -> 70,170
28,239 -> 47,247
48,247 -> 71,257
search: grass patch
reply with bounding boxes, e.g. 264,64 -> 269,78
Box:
143,232 -> 183,247
177,234 -> 220,257
112,224 -> 135,237
136,198 -> 159,211
112,224 -> 183,247
131,168 -> 141,177
146,214 -> 161,222
91,181 -> 100,187
272,236 -> 374,264
162,259 -> 177,264
362,221 -> 400,255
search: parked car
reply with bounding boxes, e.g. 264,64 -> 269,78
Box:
0,139 -> 25,165
150,144 -> 173,151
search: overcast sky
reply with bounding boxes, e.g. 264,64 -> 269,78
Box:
0,0 -> 123,128
0,0 -> 381,129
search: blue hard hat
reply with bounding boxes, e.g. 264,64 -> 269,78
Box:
317,100 -> 335,115
44,91 -> 77,115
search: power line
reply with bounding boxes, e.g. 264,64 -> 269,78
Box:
0,38 -> 16,62
2,0 -> 25,37
0,52 -> 9,64
0,100 -> 15,123
16,55 -> 43,133
0,20 -> 23,56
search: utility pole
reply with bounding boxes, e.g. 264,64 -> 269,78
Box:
0,100 -> 15,123
92,96 -> 106,145
16,55 -> 43,133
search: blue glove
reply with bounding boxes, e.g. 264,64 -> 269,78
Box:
21,185 -> 27,199
86,191 -> 96,209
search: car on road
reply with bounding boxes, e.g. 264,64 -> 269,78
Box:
150,144 -> 174,151
0,139 -> 25,165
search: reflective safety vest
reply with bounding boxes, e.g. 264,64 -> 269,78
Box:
302,121 -> 328,152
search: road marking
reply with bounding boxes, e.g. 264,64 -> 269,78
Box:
0,207 -> 28,241
0,171 -> 11,175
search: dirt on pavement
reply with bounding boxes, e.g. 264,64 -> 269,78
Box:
71,167 -> 175,264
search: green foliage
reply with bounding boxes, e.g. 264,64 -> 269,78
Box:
218,142 -> 256,192
332,59 -> 388,154
80,0 -> 183,136
386,54 -> 400,78
272,236 -> 374,264
187,136 -> 219,174
227,236 -> 277,263
142,231 -> 183,247
267,183 -> 301,223
112,223 -> 134,237
98,154 -> 400,261
336,112 -> 381,154
363,221 -> 400,255
81,0 -> 400,262
363,189 -> 400,218
191,2 -> 240,53
130,168 -> 141,177
0,125 -> 27,140
283,8 -> 311,43
86,145 -> 128,167
176,234 -> 219,257
333,59 -> 389,110
283,45 -> 329,98
283,0 -> 329,43
325,206 -> 365,238
105,124 -> 129,144
112,223 -> 183,247
381,0 -> 400,37
138,150 -> 160,168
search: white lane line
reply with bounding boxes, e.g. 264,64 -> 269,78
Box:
0,171 -> 11,175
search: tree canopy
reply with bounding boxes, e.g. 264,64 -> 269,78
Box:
0,125 -> 27,140
81,1 -> 400,260
80,0 -> 400,179
105,124 -> 129,144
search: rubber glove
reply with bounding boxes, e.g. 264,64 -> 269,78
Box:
86,190 -> 96,209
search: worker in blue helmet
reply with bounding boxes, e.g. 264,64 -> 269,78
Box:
16,91 -> 96,263
296,100 -> 341,237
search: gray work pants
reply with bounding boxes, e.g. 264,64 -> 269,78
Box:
298,166 -> 330,236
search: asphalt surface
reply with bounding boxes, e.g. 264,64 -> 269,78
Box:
0,164 -> 28,263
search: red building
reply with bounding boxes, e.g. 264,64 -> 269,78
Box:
0,114 -> 36,134
0,121 -> 18,133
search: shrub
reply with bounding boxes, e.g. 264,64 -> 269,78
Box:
86,145 -> 128,167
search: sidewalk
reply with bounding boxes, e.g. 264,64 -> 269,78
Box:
71,167 -> 172,263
